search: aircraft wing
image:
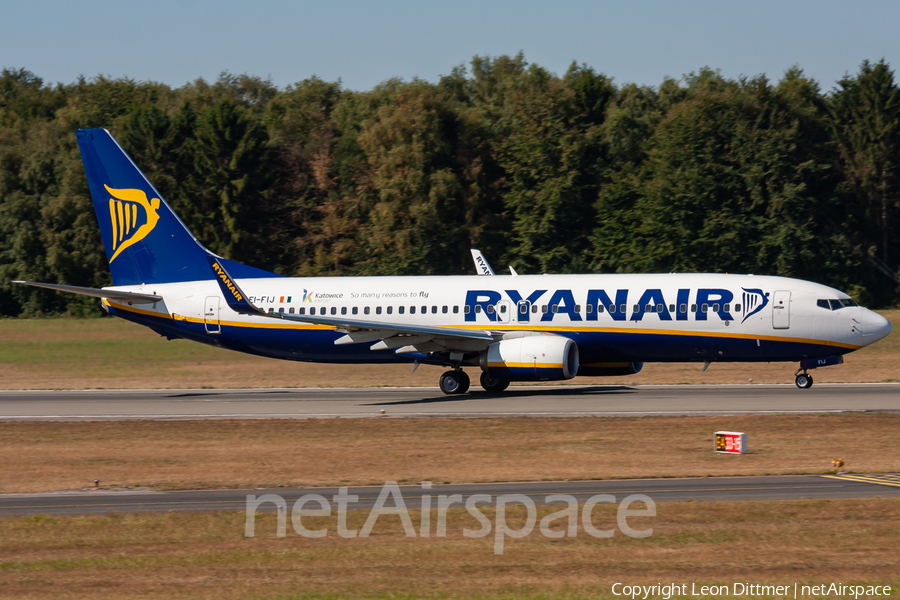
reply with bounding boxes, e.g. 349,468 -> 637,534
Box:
13,281 -> 163,303
207,257 -> 494,354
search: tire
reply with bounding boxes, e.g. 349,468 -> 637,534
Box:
457,370 -> 470,394
795,373 -> 813,389
439,370 -> 465,395
480,371 -> 511,392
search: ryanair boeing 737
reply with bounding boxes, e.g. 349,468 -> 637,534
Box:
16,130 -> 892,393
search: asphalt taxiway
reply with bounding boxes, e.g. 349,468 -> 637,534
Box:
0,383 -> 897,420
1,474 -> 898,517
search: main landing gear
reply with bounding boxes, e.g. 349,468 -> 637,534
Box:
439,370 -> 470,394
480,372 -> 510,393
438,370 -> 512,394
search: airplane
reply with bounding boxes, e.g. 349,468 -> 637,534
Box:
15,129 -> 893,393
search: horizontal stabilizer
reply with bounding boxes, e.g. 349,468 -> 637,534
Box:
14,281 -> 162,303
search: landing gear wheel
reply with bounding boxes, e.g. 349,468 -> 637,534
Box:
439,370 -> 469,395
795,373 -> 813,389
456,370 -> 470,394
480,372 -> 511,392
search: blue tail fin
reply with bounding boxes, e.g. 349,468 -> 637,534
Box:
76,128 -> 276,286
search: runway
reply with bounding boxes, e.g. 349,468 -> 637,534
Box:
2,474 -> 898,517
0,383 -> 897,420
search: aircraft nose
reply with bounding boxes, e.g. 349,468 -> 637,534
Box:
856,310 -> 892,345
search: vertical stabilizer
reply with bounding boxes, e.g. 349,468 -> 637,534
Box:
75,129 -> 275,285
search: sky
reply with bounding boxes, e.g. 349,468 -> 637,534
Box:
2,0 -> 899,92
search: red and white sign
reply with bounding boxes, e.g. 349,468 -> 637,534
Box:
715,431 -> 747,454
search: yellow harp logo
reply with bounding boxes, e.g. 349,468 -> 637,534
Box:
106,185 -> 161,263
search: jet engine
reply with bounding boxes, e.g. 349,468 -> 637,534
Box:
479,335 -> 579,381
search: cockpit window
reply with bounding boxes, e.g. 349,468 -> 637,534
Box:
819,298 -> 860,311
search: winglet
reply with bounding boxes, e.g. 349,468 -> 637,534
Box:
207,256 -> 266,316
470,249 -> 495,275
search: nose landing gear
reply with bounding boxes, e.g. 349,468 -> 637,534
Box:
794,371 -> 813,389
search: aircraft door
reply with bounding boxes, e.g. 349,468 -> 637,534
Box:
495,300 -> 511,323
772,290 -> 790,329
204,296 -> 221,334
516,300 -> 531,323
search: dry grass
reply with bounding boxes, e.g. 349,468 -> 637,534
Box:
0,311 -> 897,390
2,414 -> 899,493
1,498 -> 898,599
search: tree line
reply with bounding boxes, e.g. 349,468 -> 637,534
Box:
1,55 -> 898,316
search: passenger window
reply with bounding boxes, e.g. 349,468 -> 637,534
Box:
387,306 -> 392,315
289,307 -> 295,314
680,304 -> 686,313
575,305 -> 581,313
431,306 -> 437,314
364,307 -> 370,315
331,307 -> 337,315
309,307 -> 315,315
712,303 -> 719,312
399,306 -> 405,315
410,306 -> 416,314
723,304 -> 730,312
442,306 -> 448,314
475,305 -> 482,314
645,304 -> 653,312
279,308 -> 284,314
633,304 -> 640,313
464,306 -> 470,314
453,306 -> 459,314
608,305 -> 615,313
542,305 -> 548,313
691,304 -> 697,313
587,304 -> 594,314
551,305 -> 558,313
597,304 -> 604,314
376,307 -> 382,315
734,304 -> 741,312
500,305 -> 506,314
268,307 -> 274,314
487,305 -> 495,314
656,304 -> 663,313
352,307 -> 358,315
532,304 -> 538,313
421,306 -> 427,314
619,304 -> 626,314
668,304 -> 675,312
702,304 -> 709,313
299,307 -> 306,315
519,303 -> 528,314
341,307 -> 347,315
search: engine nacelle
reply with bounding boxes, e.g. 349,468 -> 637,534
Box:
577,362 -> 644,377
480,335 -> 579,381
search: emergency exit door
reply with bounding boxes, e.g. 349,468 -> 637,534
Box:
772,290 -> 790,329
204,296 -> 221,334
